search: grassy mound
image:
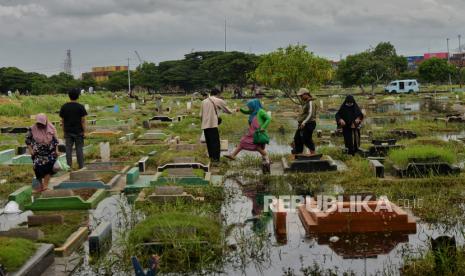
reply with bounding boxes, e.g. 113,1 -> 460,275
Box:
0,237 -> 37,272
129,211 -> 220,245
388,145 -> 456,168
128,211 -> 222,273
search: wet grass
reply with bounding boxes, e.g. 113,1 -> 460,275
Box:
402,246 -> 465,275
0,237 -> 37,272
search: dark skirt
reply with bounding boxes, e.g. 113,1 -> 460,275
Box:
33,160 -> 56,180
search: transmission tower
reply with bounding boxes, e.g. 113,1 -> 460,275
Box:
64,49 -> 72,75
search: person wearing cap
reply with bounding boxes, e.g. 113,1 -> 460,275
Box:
200,88 -> 232,163
292,88 -> 318,155
25,113 -> 59,192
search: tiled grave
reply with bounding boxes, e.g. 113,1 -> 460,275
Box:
25,188 -> 108,211
298,197 -> 417,234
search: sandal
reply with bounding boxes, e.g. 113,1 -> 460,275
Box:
224,155 -> 236,161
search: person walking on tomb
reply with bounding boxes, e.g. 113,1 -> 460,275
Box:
200,88 -> 232,163
291,88 -> 318,155
224,98 -> 271,166
335,95 -> 364,155
26,114 -> 58,192
60,88 -> 88,169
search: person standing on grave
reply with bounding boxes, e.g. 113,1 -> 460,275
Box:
292,88 -> 318,155
26,114 -> 58,192
200,88 -> 232,163
224,98 -> 271,166
335,95 -> 364,155
60,88 -> 88,169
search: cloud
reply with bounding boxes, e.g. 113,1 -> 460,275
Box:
0,0 -> 464,75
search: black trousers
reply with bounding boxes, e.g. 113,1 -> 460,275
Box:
342,127 -> 360,155
204,128 -> 221,162
65,133 -> 85,169
293,121 -> 316,154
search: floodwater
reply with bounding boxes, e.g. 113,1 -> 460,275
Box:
221,180 -> 465,275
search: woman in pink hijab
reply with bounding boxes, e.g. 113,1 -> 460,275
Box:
25,113 -> 59,192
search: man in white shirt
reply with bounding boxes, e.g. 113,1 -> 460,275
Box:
200,88 -> 232,162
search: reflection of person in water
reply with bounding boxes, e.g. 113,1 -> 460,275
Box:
242,185 -> 271,233
335,95 -> 364,155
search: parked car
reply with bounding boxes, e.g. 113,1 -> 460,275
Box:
384,79 -> 420,94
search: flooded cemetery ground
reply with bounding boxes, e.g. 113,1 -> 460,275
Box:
3,91 -> 465,275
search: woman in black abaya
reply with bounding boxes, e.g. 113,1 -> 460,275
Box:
335,95 -> 364,155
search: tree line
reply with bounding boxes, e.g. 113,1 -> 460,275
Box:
1,43 -> 463,95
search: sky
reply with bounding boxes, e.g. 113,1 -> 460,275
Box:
1,0 -> 465,77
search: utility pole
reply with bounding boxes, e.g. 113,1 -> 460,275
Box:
459,34 -> 462,53
224,18 -> 227,52
127,58 -> 131,96
447,38 -> 452,90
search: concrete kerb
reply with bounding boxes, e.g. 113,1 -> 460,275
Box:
10,243 -> 54,276
55,227 -> 88,257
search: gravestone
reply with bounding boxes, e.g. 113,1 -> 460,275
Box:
28,215 -> 64,226
0,228 -> 44,240
100,142 -> 110,162
89,221 -> 112,256
369,159 -> 385,178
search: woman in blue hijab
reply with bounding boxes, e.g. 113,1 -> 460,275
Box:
225,97 -> 271,165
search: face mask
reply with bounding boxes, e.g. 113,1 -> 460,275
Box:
345,102 -> 354,107
37,123 -> 46,129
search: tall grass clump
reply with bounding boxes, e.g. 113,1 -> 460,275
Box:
388,145 -> 456,168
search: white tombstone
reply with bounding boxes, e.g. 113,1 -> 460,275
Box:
99,142 -> 110,162
7,91 -> 12,97
84,104 -> 90,111
89,86 -> 94,93
187,101 -> 192,111
320,100 -> 324,110
130,103 -> 136,110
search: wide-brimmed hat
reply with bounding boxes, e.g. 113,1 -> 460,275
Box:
297,88 -> 310,96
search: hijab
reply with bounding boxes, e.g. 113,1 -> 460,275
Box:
246,99 -> 263,124
31,113 -> 57,144
336,95 -> 363,126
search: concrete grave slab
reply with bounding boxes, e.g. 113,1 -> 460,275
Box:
0,148 -> 15,164
26,189 -> 108,211
282,155 -> 338,173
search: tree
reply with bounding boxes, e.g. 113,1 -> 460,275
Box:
0,67 -> 30,93
200,51 -> 259,90
337,42 -> 407,95
104,71 -> 128,91
48,72 -> 79,93
253,45 -> 333,104
419,58 -> 455,84
133,62 -> 160,91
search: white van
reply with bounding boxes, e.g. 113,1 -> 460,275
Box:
384,79 -> 420,94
